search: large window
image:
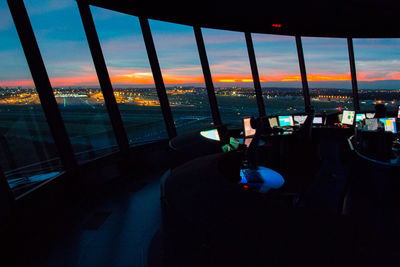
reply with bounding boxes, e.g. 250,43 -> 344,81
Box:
25,0 -> 117,163
202,28 -> 258,127
91,7 -> 168,145
149,20 -> 214,134
252,33 -> 305,115
302,37 -> 353,113
0,1 -> 62,195
353,38 -> 400,113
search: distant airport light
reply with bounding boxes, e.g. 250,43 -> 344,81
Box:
272,24 -> 282,28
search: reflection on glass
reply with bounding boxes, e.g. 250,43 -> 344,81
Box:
202,28 -> 258,127
302,37 -> 353,113
0,1 -> 62,195
149,19 -> 213,134
91,7 -> 168,145
252,33 -> 305,115
353,38 -> 400,113
25,1 -> 117,163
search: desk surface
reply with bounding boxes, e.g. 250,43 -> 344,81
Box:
348,135 -> 400,167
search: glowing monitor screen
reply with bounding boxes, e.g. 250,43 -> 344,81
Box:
293,115 -> 307,125
313,116 -> 323,124
366,113 -> 375,119
338,114 -> 343,122
268,117 -> 278,128
278,115 -> 294,127
342,110 -> 355,125
398,106 -> 400,119
243,117 -> 256,137
365,118 -> 378,131
379,118 -> 397,133
355,113 -> 366,122
244,138 -> 252,147
200,129 -> 220,141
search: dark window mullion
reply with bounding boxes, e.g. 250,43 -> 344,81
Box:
77,1 -> 130,157
7,0 -> 77,170
193,26 -> 222,126
245,32 -> 266,117
139,17 -> 177,138
347,37 -> 360,112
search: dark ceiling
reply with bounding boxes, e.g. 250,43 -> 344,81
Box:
85,0 -> 400,38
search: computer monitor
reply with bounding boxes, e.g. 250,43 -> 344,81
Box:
379,118 -> 397,133
268,117 -> 278,128
242,117 -> 256,137
355,113 -> 366,122
244,137 -> 252,147
341,110 -> 355,125
365,118 -> 379,131
366,112 -> 375,119
338,113 -> 343,122
200,129 -> 220,141
278,115 -> 294,127
313,116 -> 324,125
293,115 -> 308,125
397,106 -> 400,119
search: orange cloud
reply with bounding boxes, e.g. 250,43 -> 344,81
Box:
5,70 -> 400,89
0,79 -> 34,88
49,75 -> 99,86
212,74 -> 253,83
306,73 -> 351,82
110,71 -> 205,85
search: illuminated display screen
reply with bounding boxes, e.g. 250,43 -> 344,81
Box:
243,117 -> 256,137
200,129 -> 220,141
293,115 -> 307,125
278,115 -> 294,127
244,138 -> 252,147
398,106 -> 400,119
355,113 -> 366,122
342,110 -> 355,125
366,112 -> 375,119
379,118 -> 397,133
365,118 -> 379,131
313,116 -> 323,124
268,117 -> 278,128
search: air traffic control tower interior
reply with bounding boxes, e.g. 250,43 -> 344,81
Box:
1,0 -> 400,266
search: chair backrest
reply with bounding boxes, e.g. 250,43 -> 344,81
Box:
246,116 -> 266,169
359,130 -> 393,162
296,108 -> 315,142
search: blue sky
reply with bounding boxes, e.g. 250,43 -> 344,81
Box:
1,0 -> 400,89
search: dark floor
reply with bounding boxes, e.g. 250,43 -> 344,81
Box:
36,171 -> 163,267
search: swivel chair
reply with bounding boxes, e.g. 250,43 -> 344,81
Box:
282,107 -> 320,194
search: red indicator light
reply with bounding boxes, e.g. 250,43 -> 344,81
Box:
272,24 -> 282,28
243,185 -> 249,189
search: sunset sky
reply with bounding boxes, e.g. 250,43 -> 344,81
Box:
1,0 -> 400,89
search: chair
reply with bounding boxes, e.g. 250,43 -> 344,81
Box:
246,116 -> 270,170
294,107 -> 315,143
282,107 -> 320,194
